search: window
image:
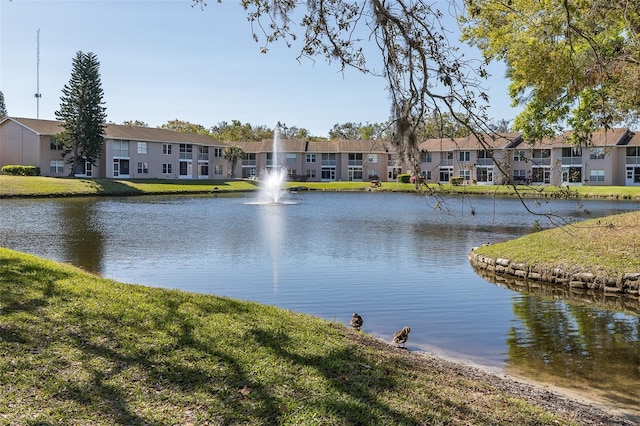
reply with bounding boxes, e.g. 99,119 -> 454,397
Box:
113,159 -> 129,177
513,150 -> 527,162
162,163 -> 172,174
286,153 -> 297,163
198,146 -> 209,160
562,147 -> 582,157
137,162 -> 149,174
626,147 -> 640,156
590,148 -> 605,160
163,144 -> 172,155
590,169 -> 605,182
306,154 -> 316,163
423,152 -> 432,163
322,168 -> 336,180
243,153 -> 256,165
213,147 -> 223,158
459,170 -> 471,181
214,164 -> 223,175
532,168 -> 544,183
49,160 -> 64,174
50,137 -> 64,151
422,170 -> 432,180
476,167 -> 493,182
199,163 -> 209,177
322,153 -> 337,165
348,168 -> 363,181
368,154 -> 379,163
513,170 -> 526,181
179,144 -> 193,160
348,153 -> 363,165
459,151 -> 470,162
113,140 -> 130,157
306,169 -> 316,178
367,169 -> 378,179
137,142 -> 148,154
533,149 -> 551,159
562,166 -> 582,183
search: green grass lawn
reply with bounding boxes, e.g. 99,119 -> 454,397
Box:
0,247 -> 586,425
473,210 -> 640,277
3,174 -> 640,199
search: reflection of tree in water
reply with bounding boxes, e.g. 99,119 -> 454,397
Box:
507,295 -> 640,408
58,199 -> 105,274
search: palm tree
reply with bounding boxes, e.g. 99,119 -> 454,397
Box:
224,145 -> 246,178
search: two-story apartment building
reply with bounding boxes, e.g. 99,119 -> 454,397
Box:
418,133 -> 522,185
4,116 -> 640,186
0,117 -> 230,179
419,128 -> 638,186
239,138 -> 393,182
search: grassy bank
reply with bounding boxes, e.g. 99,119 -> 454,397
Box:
0,175 -> 259,197
4,175 -> 640,199
0,247 -> 601,425
473,210 -> 640,277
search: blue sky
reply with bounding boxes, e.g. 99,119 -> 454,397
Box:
1,0 -> 520,137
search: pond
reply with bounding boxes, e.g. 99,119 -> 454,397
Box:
1,191 -> 639,415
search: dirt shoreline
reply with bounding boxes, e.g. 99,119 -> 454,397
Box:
359,332 -> 639,425
423,351 -> 639,425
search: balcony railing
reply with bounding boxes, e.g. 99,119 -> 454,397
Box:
561,157 -> 582,165
322,160 -> 337,166
440,159 -> 453,167
626,156 -> 640,165
242,159 -> 257,166
348,160 -> 363,166
532,158 -> 551,166
476,158 -> 493,166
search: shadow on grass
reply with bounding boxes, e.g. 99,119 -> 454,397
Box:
247,327 -> 418,424
84,179 -> 145,195
1,252 -> 436,423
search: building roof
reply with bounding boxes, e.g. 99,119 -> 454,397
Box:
540,128 -> 630,148
240,138 -> 389,154
625,131 -> 640,147
2,117 -> 227,147
419,132 -> 522,152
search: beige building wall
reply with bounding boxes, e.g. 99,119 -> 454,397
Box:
0,119 -> 41,170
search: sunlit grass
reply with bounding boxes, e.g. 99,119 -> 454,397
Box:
474,210 -> 640,276
4,175 -> 640,200
0,247 -> 585,425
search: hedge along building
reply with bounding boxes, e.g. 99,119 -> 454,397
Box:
0,117 -> 230,179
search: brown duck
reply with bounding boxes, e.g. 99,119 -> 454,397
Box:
392,326 -> 410,348
350,313 -> 364,330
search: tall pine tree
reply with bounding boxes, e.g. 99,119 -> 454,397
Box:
0,91 -> 7,120
55,51 -> 107,176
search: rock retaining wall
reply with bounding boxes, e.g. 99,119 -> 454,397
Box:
468,248 -> 640,296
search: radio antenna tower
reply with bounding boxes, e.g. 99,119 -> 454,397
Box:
34,29 -> 42,118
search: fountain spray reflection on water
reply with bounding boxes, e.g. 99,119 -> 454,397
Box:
255,123 -> 295,205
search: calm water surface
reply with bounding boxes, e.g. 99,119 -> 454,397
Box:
1,191 -> 639,414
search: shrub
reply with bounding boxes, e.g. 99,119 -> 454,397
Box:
449,176 -> 464,185
2,165 -> 41,176
397,173 -> 411,183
